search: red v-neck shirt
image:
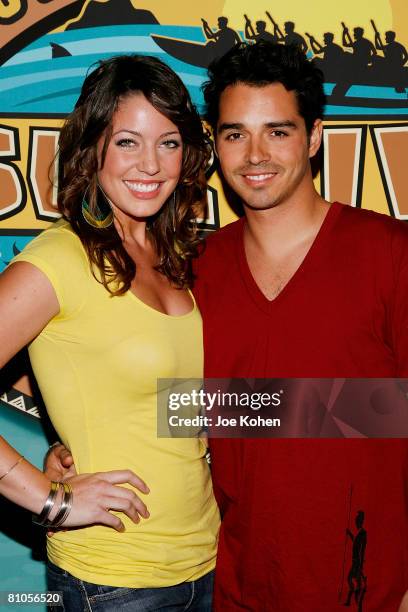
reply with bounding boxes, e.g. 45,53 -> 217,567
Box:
193,202 -> 408,611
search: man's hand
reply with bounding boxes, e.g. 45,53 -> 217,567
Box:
44,443 -> 76,482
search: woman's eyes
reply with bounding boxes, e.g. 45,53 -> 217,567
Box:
116,138 -> 135,148
160,140 -> 181,149
115,139 -> 181,149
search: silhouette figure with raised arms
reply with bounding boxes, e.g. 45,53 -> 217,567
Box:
344,510 -> 367,610
276,21 -> 308,53
244,16 -> 277,43
372,21 -> 407,93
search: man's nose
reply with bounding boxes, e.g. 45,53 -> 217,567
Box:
246,136 -> 270,165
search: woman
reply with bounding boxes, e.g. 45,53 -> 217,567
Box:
0,54 -> 219,610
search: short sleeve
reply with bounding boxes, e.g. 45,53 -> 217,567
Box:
10,220 -> 89,319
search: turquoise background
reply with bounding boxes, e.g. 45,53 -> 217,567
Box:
0,236 -> 49,610
0,402 -> 49,611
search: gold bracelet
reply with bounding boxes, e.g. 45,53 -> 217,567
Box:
0,455 -> 24,481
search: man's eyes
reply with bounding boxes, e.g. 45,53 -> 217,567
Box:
224,130 -> 288,142
225,132 -> 243,141
270,130 -> 288,138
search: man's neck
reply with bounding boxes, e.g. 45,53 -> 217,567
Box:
243,191 -> 330,260
241,191 -> 331,301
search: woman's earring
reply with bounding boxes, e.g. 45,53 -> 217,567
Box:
171,191 -> 177,233
81,184 -> 113,229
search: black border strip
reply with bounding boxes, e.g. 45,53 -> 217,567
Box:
320,124 -> 367,208
197,185 -> 220,231
369,122 -> 408,219
27,125 -> 61,222
0,122 -> 27,220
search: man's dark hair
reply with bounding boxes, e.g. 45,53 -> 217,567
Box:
203,41 -> 326,134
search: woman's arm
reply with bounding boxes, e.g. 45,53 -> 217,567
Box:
0,436 -> 149,530
0,262 -> 150,529
0,261 -> 59,367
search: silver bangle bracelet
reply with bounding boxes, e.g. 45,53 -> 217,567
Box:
52,482 -> 73,528
33,481 -> 61,525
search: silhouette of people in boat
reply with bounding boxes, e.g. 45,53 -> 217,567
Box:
151,15 -> 407,106
344,511 -> 367,610
342,24 -> 376,71
306,32 -> 344,79
244,16 -> 277,44
276,21 -> 308,53
372,22 -> 407,93
201,16 -> 241,59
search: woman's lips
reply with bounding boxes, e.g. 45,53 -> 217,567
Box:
123,179 -> 163,199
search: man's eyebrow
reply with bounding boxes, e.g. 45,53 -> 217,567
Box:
217,120 -> 297,133
265,121 -> 297,129
217,122 -> 244,133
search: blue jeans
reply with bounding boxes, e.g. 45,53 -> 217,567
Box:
47,561 -> 213,611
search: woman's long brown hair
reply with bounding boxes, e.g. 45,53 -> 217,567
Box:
57,54 -> 210,295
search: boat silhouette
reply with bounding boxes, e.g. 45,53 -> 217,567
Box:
151,34 -> 408,108
151,33 -> 240,68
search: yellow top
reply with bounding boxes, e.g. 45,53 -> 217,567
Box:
12,220 -> 219,587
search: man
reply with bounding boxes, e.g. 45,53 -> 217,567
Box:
245,19 -> 277,44
374,30 -> 407,93
345,511 -> 367,608
276,21 -> 308,53
342,25 -> 376,71
201,16 -> 242,57
308,31 -> 344,65
195,42 -> 408,610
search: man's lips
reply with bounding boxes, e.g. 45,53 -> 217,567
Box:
241,172 -> 277,186
123,180 -> 163,199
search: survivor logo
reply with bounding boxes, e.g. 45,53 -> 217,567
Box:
0,0 -> 85,65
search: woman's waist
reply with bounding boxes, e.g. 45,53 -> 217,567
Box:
47,501 -> 219,586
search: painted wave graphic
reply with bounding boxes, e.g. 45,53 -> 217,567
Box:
0,25 -> 407,117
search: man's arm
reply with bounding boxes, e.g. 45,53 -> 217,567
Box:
300,35 -> 308,54
369,41 -> 377,57
306,34 -> 323,55
244,15 -> 255,41
201,19 -> 216,41
342,23 -> 353,48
